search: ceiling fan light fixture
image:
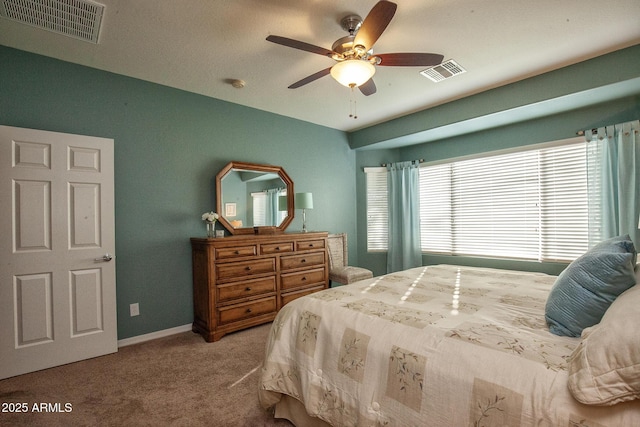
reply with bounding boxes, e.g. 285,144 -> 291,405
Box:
330,60 -> 376,88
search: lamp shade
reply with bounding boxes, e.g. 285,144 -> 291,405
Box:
295,192 -> 313,209
330,60 -> 375,88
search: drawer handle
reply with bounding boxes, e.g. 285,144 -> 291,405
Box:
245,266 -> 252,271
245,287 -> 252,292
301,259 -> 307,263
246,308 -> 252,313
301,276 -> 307,281
307,244 -> 314,247
234,250 -> 240,255
275,246 -> 281,251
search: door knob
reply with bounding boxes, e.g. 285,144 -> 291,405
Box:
95,253 -> 113,262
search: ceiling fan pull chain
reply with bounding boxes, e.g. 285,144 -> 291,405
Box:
349,87 -> 358,119
349,87 -> 353,117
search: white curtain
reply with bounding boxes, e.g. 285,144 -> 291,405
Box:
586,120 -> 640,248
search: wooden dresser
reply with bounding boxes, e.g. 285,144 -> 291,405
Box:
190,231 -> 329,342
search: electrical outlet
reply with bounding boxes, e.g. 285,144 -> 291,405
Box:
130,303 -> 140,317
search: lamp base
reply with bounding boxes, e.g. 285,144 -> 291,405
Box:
302,209 -> 308,232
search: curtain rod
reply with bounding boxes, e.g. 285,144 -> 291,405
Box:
381,159 -> 424,167
577,119 -> 640,136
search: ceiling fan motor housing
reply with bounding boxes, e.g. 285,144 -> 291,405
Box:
332,37 -> 372,61
332,35 -> 356,56
340,14 -> 362,34
333,14 -> 370,60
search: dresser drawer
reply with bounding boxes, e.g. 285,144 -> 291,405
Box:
296,239 -> 325,251
261,241 -> 294,255
281,267 -> 325,291
217,276 -> 276,303
281,285 -> 325,306
215,245 -> 257,260
216,258 -> 276,280
281,252 -> 325,271
218,297 -> 276,325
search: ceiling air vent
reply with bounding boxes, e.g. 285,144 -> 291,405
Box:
420,59 -> 466,83
0,0 -> 105,43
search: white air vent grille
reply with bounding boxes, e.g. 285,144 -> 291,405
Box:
0,0 -> 104,43
420,59 -> 467,82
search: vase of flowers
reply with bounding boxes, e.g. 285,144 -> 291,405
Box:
201,211 -> 219,238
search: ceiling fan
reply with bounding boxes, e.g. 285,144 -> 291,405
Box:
266,0 -> 444,96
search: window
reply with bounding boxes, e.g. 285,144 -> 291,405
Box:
365,168 -> 388,251
252,192 -> 268,226
251,190 -> 287,227
365,138 -> 597,262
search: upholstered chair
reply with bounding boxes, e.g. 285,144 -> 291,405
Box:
327,233 -> 373,286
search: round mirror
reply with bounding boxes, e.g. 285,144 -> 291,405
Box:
216,161 -> 294,235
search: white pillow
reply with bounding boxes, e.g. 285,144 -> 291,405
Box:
568,283 -> 640,405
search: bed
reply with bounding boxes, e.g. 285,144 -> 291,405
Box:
258,264 -> 640,426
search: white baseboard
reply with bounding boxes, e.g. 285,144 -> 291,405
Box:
117,323 -> 193,348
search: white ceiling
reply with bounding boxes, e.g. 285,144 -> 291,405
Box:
1,0 -> 639,133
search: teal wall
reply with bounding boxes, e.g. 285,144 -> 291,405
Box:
0,46 -> 357,340
349,45 -> 640,150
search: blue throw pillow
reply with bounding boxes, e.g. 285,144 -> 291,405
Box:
545,235 -> 637,337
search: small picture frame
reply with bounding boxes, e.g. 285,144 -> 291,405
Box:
215,230 -> 225,238
225,203 -> 236,217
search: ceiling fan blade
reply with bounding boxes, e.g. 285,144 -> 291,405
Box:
266,35 -> 336,58
359,79 -> 377,96
353,1 -> 397,51
376,53 -> 444,67
288,67 -> 332,89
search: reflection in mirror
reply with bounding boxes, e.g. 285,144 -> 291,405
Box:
221,170 -> 286,227
216,162 -> 294,235
251,188 -> 288,227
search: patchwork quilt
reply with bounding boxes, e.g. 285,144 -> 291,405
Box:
258,265 -> 640,426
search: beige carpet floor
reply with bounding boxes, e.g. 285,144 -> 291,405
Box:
0,323 -> 293,427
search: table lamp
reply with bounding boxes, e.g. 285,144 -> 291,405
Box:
295,193 -> 313,232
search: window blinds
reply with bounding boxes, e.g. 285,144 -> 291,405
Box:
447,150 -> 542,259
252,192 -> 267,226
366,138 -> 593,262
365,168 -> 388,251
419,142 -> 590,261
538,143 -> 591,260
419,163 -> 452,254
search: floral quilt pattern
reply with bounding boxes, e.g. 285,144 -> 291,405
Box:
258,265 -> 640,426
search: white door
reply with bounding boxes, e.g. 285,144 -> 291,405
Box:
0,125 -> 117,379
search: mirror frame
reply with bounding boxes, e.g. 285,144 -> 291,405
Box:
216,161 -> 294,235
